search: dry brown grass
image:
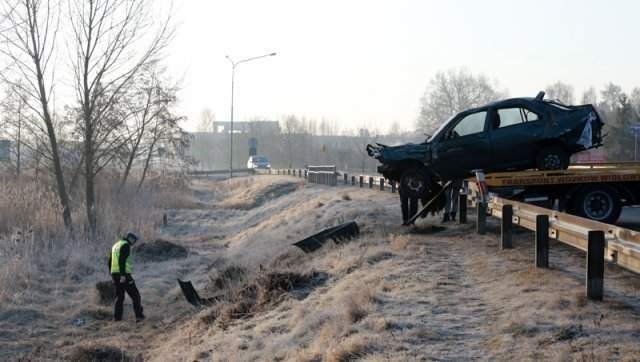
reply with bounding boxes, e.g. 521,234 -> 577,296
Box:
325,335 -> 374,362
388,233 -> 410,252
0,174 -> 190,305
216,176 -> 302,210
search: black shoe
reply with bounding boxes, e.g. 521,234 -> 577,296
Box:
136,315 -> 145,323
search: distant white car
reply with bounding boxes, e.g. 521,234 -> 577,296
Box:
247,156 -> 271,169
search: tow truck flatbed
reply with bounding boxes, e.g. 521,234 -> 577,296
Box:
468,163 -> 640,224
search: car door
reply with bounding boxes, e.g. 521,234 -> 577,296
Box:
489,105 -> 546,169
431,110 -> 491,179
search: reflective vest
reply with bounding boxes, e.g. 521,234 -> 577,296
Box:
110,240 -> 132,274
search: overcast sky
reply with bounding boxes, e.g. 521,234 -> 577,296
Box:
166,0 -> 640,133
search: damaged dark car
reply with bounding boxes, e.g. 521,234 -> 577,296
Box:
367,91 -> 604,201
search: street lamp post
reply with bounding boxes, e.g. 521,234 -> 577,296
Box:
225,52 -> 276,177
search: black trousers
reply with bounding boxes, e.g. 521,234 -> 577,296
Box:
400,194 -> 419,224
111,273 -> 144,320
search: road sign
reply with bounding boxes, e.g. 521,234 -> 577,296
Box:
0,140 -> 10,161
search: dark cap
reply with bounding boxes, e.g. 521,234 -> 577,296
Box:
124,232 -> 139,243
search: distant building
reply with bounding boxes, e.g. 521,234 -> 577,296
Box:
212,120 -> 280,135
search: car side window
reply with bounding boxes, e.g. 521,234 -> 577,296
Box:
448,111 -> 487,139
496,107 -> 539,128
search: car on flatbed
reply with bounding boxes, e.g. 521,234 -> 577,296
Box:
367,91 -> 603,200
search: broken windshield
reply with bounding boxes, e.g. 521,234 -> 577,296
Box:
428,115 -> 456,142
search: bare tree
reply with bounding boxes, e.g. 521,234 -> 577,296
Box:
118,65 -> 176,189
599,82 -> 624,115
630,87 -> 640,119
581,86 -> 598,105
138,110 -> 188,189
281,115 -> 301,168
387,121 -> 401,137
0,83 -> 27,177
197,108 -> 215,132
417,69 -> 506,134
545,81 -> 575,104
0,0 -> 73,230
68,0 -> 172,234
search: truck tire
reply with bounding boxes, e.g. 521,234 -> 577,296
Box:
571,185 -> 622,224
536,146 -> 569,170
399,168 -> 430,199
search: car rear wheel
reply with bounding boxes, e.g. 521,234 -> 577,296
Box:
399,168 -> 430,199
536,146 -> 569,170
570,185 -> 622,224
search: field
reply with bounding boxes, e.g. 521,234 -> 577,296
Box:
1,175 -> 640,361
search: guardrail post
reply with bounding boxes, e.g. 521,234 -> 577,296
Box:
391,180 -> 396,193
351,176 -> 356,186
344,173 -> 348,184
368,177 -> 373,189
359,176 -> 363,188
586,230 -> 605,301
458,194 -> 467,224
476,202 -> 486,234
535,215 -> 549,268
501,205 -> 513,249
304,169 -> 308,179
379,178 -> 384,191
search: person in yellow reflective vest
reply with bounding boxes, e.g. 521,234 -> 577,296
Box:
108,232 -> 145,322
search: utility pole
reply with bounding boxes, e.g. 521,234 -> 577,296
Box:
225,52 -> 276,177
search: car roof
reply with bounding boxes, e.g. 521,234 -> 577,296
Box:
457,97 -> 562,116
484,97 -> 537,108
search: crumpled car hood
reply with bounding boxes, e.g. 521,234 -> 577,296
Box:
366,142 -> 429,163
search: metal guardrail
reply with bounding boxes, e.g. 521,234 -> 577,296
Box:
307,165 -> 337,186
487,197 -> 640,275
270,168 -> 398,193
188,168 -> 254,176
470,195 -> 640,300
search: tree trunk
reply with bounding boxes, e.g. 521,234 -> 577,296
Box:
138,138 -> 157,190
37,71 -> 73,231
16,102 -> 21,179
69,153 -> 85,192
120,131 -> 144,190
84,133 -> 97,237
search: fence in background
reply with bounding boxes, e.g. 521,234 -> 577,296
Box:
307,165 -> 338,186
188,168 -> 254,176
270,167 -> 398,193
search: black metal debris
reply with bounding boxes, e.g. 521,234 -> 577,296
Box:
177,279 -> 221,307
293,221 -> 360,253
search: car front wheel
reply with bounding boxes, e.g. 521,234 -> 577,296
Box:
399,168 -> 430,199
536,146 -> 569,170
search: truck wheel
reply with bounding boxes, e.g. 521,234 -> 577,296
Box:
571,185 -> 622,224
399,168 -> 430,199
536,146 -> 569,170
